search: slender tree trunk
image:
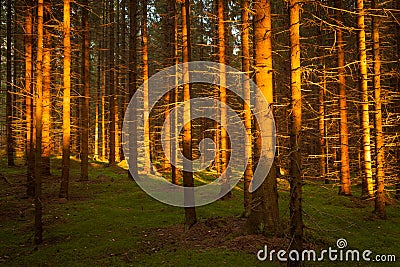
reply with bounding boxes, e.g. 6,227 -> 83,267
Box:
60,0 -> 71,199
396,0 -> 400,199
42,4 -> 51,176
372,0 -> 386,219
25,0 -> 35,197
142,0 -> 152,173
335,0 -> 351,196
247,0 -> 279,235
34,0 -> 44,245
128,0 -> 139,180
357,0 -> 374,199
181,0 -> 196,228
318,61 -> 327,183
241,0 -> 253,217
80,0 -> 90,180
109,0 -> 116,165
6,0 -> 15,166
288,0 -> 303,264
217,0 -> 232,199
171,2 -> 179,185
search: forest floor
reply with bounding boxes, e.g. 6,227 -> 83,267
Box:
0,157 -> 400,266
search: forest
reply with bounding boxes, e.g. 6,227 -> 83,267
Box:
1,0 -> 400,266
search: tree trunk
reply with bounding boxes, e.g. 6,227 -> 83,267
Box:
396,0 -> 400,200
247,0 -> 279,235
25,0 -> 35,197
128,0 -> 139,180
241,0 -> 253,218
171,2 -> 179,185
217,0 -> 232,199
335,0 -> 351,196
181,0 -> 197,228
34,0 -> 44,245
60,0 -> 71,199
80,0 -> 90,180
142,0 -> 152,173
288,0 -> 303,264
109,0 -> 116,165
42,3 -> 51,176
372,0 -> 386,219
357,0 -> 374,199
6,0 -> 15,167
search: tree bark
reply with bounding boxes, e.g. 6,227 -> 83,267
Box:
334,0 -> 351,196
60,0 -> 71,199
357,0 -> 374,199
247,0 -> 279,235
42,3 -> 51,176
6,0 -> 15,166
34,0 -> 44,245
372,0 -> 386,219
81,0 -> 90,180
288,0 -> 303,264
25,0 -> 35,197
181,0 -> 197,228
142,0 -> 152,173
241,0 -> 253,217
128,0 -> 139,180
109,0 -> 116,165
217,0 -> 232,199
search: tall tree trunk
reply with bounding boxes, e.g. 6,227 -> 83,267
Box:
318,60 -> 327,184
6,0 -> 15,166
80,0 -> 90,180
171,1 -> 179,185
42,3 -> 51,176
34,0 -> 44,245
25,0 -> 35,197
396,0 -> 400,199
372,0 -> 386,219
357,0 -> 374,199
288,0 -> 303,264
109,0 -> 116,165
128,0 -> 139,180
335,0 -> 351,195
241,0 -> 253,217
247,0 -> 279,235
60,0 -> 71,199
181,0 -> 196,228
142,0 -> 152,173
217,0 -> 232,199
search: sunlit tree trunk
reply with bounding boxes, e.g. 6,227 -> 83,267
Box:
128,0 -> 139,180
25,0 -> 35,197
80,0 -> 90,180
217,0 -> 232,199
288,0 -> 303,264
372,0 -> 386,219
396,0 -> 400,200
109,0 -> 116,165
42,3 -> 51,176
335,0 -> 351,196
6,0 -> 15,166
247,0 -> 279,235
171,1 -> 179,185
241,0 -> 253,217
142,0 -> 152,173
357,0 -> 374,199
34,0 -> 44,244
181,0 -> 197,228
60,0 -> 71,199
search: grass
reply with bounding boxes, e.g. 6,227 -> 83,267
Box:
0,157 -> 399,266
